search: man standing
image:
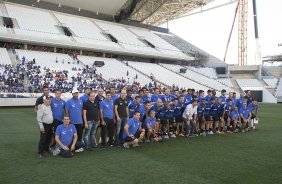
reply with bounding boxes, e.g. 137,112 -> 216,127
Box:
100,91 -> 115,148
54,116 -> 84,157
128,96 -> 141,118
83,92 -> 99,149
244,90 -> 253,105
37,95 -> 53,157
50,89 -> 65,134
65,89 -> 84,152
218,89 -> 227,105
182,99 -> 198,138
114,89 -> 129,146
123,111 -> 145,149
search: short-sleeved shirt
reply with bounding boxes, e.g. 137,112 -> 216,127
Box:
51,98 -> 65,121
79,94 -> 89,104
151,95 -> 163,103
224,103 -> 232,114
83,100 -> 99,121
100,99 -> 114,119
244,95 -> 253,105
150,104 -> 165,118
210,103 -> 220,116
184,95 -> 192,106
217,103 -> 224,115
144,117 -> 157,129
230,111 -> 240,121
65,98 -> 83,124
126,96 -> 134,105
239,107 -> 250,119
197,105 -> 205,118
114,97 -> 128,118
35,95 -> 53,107
247,103 -> 259,113
164,107 -> 175,118
142,95 -> 151,103
236,98 -> 247,110
219,96 -> 227,105
123,118 -> 141,139
204,103 -> 211,116
138,105 -> 149,121
55,124 -> 77,147
128,102 -> 140,118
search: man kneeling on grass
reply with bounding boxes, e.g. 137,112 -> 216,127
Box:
53,116 -> 84,157
123,111 -> 145,149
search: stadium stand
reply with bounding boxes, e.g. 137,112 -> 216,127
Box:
275,78 -> 282,97
236,79 -> 262,88
127,61 -> 209,90
160,63 -> 232,92
263,78 -> 278,89
187,66 -> 218,79
217,78 -> 233,88
0,48 -> 12,65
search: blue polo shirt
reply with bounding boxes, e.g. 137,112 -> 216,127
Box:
204,103 -> 211,116
237,98 -> 247,110
142,95 -> 151,103
231,98 -> 237,109
239,107 -> 250,119
138,105 -> 149,121
55,124 -> 77,147
218,96 -> 227,105
217,103 -> 224,116
65,98 -> 83,124
164,94 -> 173,103
150,104 -> 165,118
205,95 -> 212,104
79,94 -> 89,104
51,98 -> 65,121
230,111 -> 240,121
100,99 -> 114,119
128,102 -> 140,118
197,96 -> 205,103
151,95 -> 163,103
210,103 -> 219,116
184,95 -> 192,106
164,107 -> 174,118
247,103 -> 259,113
224,103 -> 232,114
174,102 -> 184,117
126,96 -> 134,105
123,118 -> 141,139
197,105 -> 205,118
144,117 -> 157,129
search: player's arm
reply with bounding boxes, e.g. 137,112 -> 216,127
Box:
83,109 -> 88,129
100,108 -> 105,125
124,124 -> 131,137
114,104 -> 120,122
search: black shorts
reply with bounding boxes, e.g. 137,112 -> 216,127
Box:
251,113 -> 256,119
224,114 -> 230,121
218,114 -> 223,120
124,130 -> 142,142
205,115 -> 212,121
165,117 -> 175,124
53,119 -> 63,133
211,115 -> 219,122
175,116 -> 183,123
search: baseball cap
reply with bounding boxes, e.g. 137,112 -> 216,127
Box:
43,95 -> 51,100
72,89 -> 79,93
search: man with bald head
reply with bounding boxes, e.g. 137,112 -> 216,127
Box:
114,89 -> 129,146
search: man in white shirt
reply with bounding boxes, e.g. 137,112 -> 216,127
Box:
182,99 -> 198,138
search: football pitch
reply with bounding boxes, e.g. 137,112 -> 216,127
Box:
0,104 -> 282,184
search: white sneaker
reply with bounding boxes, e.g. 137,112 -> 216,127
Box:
170,134 -> 176,138
145,139 -> 151,143
123,143 -> 129,149
52,147 -> 60,156
75,147 -> 84,153
208,131 -> 213,135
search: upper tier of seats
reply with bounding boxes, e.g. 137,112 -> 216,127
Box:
236,79 -> 262,88
1,3 -> 192,61
0,48 -> 12,65
127,61 -> 209,91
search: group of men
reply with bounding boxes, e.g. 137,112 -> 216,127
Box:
36,85 -> 259,157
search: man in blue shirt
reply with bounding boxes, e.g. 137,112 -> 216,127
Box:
123,111 -> 145,149
247,99 -> 259,129
100,91 -> 115,148
197,90 -> 205,103
126,90 -> 134,105
210,98 -> 221,134
144,110 -> 160,142
164,101 -> 176,138
51,89 -> 65,133
175,96 -> 185,136
50,89 -> 65,149
164,88 -> 173,103
204,99 -> 213,135
54,116 -> 83,157
224,99 -> 233,132
65,89 -> 84,145
197,98 -> 206,136
205,89 -> 212,104
236,92 -> 247,110
239,102 -> 251,132
151,88 -> 162,103
128,96 -> 141,118
230,106 -> 240,133
138,101 -> 151,124
142,89 -> 152,103
79,87 -> 91,104
218,89 -> 227,105
217,98 -> 225,134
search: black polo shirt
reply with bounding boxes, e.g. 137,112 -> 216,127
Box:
35,95 -> 53,107
244,95 -> 253,105
95,95 -> 105,105
83,100 -> 99,121
114,97 -> 128,118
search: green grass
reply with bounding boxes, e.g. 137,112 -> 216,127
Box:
1,104 -> 282,184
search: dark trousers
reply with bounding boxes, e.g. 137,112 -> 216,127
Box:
74,124 -> 83,142
59,141 -> 84,157
38,123 -> 53,154
101,118 -> 114,146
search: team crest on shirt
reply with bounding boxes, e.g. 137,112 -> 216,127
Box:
72,104 -> 76,107
71,129 -> 73,132
62,130 -> 66,135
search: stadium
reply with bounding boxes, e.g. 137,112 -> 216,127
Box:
0,0 -> 281,183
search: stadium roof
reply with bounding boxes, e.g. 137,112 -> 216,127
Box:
39,0 -> 214,26
40,0 -> 128,15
